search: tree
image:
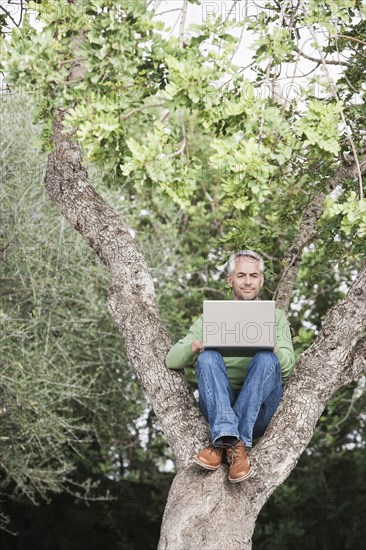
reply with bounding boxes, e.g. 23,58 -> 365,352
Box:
2,1 -> 365,548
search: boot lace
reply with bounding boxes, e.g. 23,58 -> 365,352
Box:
225,443 -> 245,466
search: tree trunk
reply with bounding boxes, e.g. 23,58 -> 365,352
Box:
44,118 -> 366,547
41,7 -> 366,544
159,467 -> 256,550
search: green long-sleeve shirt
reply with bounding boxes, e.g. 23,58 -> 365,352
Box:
165,307 -> 296,390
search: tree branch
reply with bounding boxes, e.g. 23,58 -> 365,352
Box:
338,34 -> 366,47
293,45 -> 349,66
274,158 -> 366,313
223,0 -> 240,24
179,0 -> 188,48
120,102 -> 165,121
0,3 -> 23,28
251,260 -> 366,513
273,191 -> 325,312
162,111 -> 187,159
154,8 -> 182,17
44,114 -> 209,465
42,4 -> 209,466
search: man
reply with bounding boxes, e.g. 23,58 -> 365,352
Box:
165,250 -> 296,483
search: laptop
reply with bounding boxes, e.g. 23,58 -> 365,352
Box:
203,300 -> 276,356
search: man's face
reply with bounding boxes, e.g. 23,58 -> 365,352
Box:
226,256 -> 264,301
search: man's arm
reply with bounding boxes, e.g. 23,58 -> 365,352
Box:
165,315 -> 203,370
274,309 -> 296,383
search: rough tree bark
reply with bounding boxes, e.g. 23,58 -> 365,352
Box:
41,4 -> 366,546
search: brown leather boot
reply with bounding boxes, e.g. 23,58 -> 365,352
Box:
225,441 -> 251,483
194,444 -> 224,470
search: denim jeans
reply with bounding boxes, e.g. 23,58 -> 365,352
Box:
195,350 -> 282,448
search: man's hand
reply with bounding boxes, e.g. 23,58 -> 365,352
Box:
192,339 -> 204,353
274,345 -> 279,353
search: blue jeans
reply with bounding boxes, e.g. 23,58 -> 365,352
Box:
195,350 -> 282,447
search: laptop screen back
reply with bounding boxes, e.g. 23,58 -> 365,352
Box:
203,300 -> 276,356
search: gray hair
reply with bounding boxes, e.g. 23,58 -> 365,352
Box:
226,250 -> 265,276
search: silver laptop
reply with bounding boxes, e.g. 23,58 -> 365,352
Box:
203,300 -> 276,356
